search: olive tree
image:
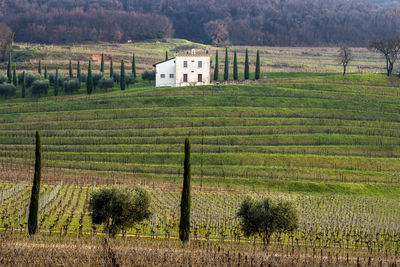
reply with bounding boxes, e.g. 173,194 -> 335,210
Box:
89,186 -> 151,238
237,196 -> 298,246
370,35 -> 400,76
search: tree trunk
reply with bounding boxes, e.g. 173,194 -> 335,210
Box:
388,62 -> 393,76
343,65 -> 346,76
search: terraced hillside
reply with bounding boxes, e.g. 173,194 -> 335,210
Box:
1,72 -> 400,195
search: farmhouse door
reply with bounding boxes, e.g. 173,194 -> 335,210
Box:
183,74 -> 188,82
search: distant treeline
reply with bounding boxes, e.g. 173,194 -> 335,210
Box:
1,0 -> 400,46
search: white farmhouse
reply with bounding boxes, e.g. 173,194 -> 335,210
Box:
153,51 -> 210,87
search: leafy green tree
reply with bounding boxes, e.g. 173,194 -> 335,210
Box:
213,50 -> 219,81
237,197 -> 299,246
100,53 -> 104,73
7,53 -> 12,83
63,78 -> 80,93
44,66 -> 47,80
141,70 -> 155,83
87,61 -> 93,94
89,186 -> 151,237
31,80 -> 49,96
21,71 -> 26,98
255,50 -> 260,80
38,60 -> 41,76
120,60 -> 126,91
12,64 -> 17,86
126,73 -> 136,87
244,48 -> 249,80
54,68 -> 59,96
98,77 -> 114,92
77,61 -> 81,81
233,50 -> 238,80
224,48 -> 229,81
28,130 -> 42,235
179,138 -> 191,243
132,53 -> 136,77
110,58 -> 114,77
0,84 -> 16,97
69,60 -> 73,78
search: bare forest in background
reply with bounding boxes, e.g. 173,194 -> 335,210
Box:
0,0 -> 399,46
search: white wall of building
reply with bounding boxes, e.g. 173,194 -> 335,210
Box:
175,56 -> 210,87
155,59 -> 176,87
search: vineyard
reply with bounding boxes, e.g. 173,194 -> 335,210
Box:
1,69 -> 400,264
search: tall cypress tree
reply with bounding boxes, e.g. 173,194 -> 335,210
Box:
179,138 -> 191,243
77,61 -> 81,81
69,60 -> 73,78
110,58 -> 114,77
7,53 -> 12,83
213,50 -> 219,81
244,48 -> 249,80
54,68 -> 59,96
120,60 -> 126,91
255,50 -> 261,80
12,64 -> 17,87
132,53 -> 136,77
100,54 -> 104,73
233,50 -> 238,80
28,130 -> 42,235
224,48 -> 229,81
44,66 -> 47,80
87,61 -> 93,94
38,60 -> 42,76
165,51 -> 168,60
22,71 -> 26,98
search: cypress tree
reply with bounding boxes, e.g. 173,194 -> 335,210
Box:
69,60 -> 73,78
7,53 -> 12,83
132,53 -> 136,77
165,51 -> 168,60
255,50 -> 261,80
13,64 -> 17,87
244,48 -> 249,80
44,66 -> 47,80
22,71 -> 26,98
213,50 -> 219,81
110,58 -> 114,77
224,48 -> 229,81
28,130 -> 42,235
54,68 -> 59,96
100,54 -> 104,73
179,138 -> 191,243
87,61 -> 93,94
38,60 -> 42,76
77,61 -> 81,81
233,50 -> 238,80
120,60 -> 126,91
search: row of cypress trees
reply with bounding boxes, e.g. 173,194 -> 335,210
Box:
214,48 -> 261,81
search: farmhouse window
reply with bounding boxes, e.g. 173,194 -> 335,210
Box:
161,74 -> 165,78
198,74 -> 202,82
183,61 -> 188,68
183,74 -> 188,82
169,74 -> 174,78
198,61 -> 202,68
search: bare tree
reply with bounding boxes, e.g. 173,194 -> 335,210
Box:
338,45 -> 353,76
370,35 -> 400,76
0,23 -> 14,62
204,20 -> 230,46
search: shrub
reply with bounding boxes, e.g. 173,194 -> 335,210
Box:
237,197 -> 298,246
79,73 -> 87,83
98,76 -> 114,91
0,74 -> 6,84
89,186 -> 151,237
48,73 -> 56,85
63,78 -> 81,93
58,75 -> 70,87
126,73 -> 136,87
19,72 -> 40,88
112,71 -> 120,83
0,83 -> 16,97
31,80 -> 49,96
141,70 -> 155,83
93,72 -> 104,89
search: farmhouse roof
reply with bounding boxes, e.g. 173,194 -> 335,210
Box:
152,57 -> 176,67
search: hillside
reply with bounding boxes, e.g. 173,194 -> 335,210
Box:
1,72 -> 400,196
